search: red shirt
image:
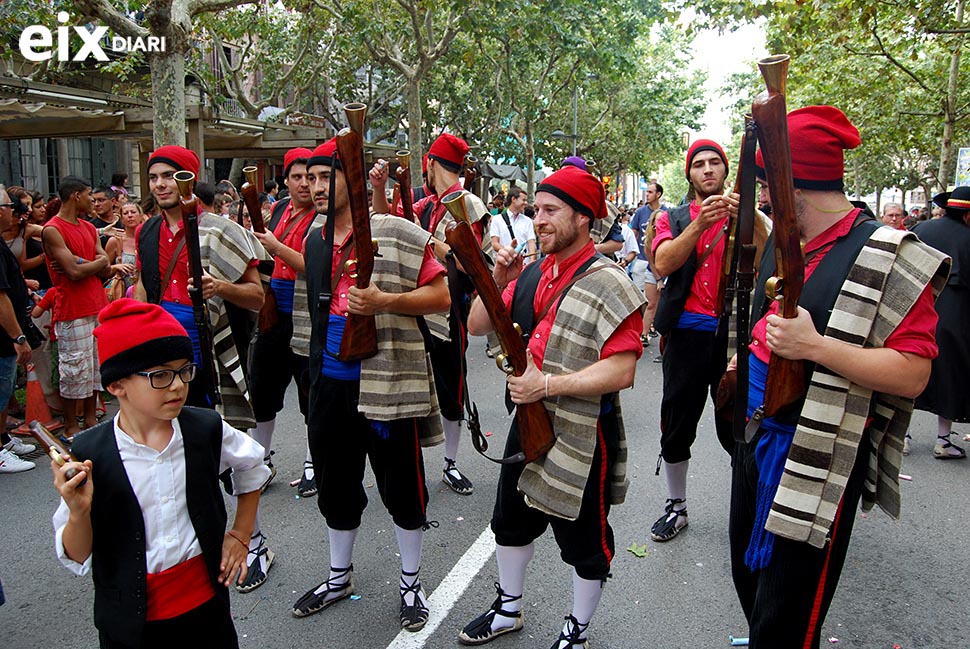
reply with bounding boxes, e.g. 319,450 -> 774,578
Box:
652,202 -> 727,317
750,209 -> 938,363
271,203 -> 316,281
44,217 -> 108,321
502,240 -> 643,369
317,229 -> 446,317
136,217 -> 259,304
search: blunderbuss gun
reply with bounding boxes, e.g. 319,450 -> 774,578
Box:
462,155 -> 478,192
242,166 -> 280,333
30,420 -> 86,486
336,102 -> 379,362
751,54 -> 805,420
443,190 -> 556,464
396,150 -> 416,222
241,166 -> 267,234
174,170 -> 222,406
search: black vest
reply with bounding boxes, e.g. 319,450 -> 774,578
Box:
71,407 -> 229,647
303,226 -> 329,383
267,197 -> 291,233
653,205 -> 696,335
137,215 -> 166,305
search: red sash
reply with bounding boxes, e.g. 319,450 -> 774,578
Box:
145,554 -> 215,621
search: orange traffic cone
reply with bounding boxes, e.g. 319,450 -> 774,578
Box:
14,362 -> 62,435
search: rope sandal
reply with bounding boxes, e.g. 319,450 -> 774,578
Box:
234,532 -> 275,593
400,568 -> 429,632
650,498 -> 688,542
442,457 -> 474,495
550,614 -> 590,649
458,582 -> 524,645
291,565 -> 354,618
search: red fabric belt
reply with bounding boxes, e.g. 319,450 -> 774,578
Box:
145,554 -> 215,621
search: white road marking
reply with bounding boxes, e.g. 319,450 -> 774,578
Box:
384,525 -> 495,649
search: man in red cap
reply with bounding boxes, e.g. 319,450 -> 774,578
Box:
292,137 -> 450,632
461,165 -> 645,649
730,105 -> 948,648
42,175 -> 111,440
371,133 -> 488,497
648,138 -> 738,543
247,147 -> 323,503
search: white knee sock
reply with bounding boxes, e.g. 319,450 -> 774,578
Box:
328,527 -> 358,578
571,570 -> 603,628
395,525 -> 423,574
443,418 -> 461,468
938,416 -> 953,439
250,419 -> 276,463
664,459 -> 688,511
304,443 -> 314,479
491,543 -> 533,631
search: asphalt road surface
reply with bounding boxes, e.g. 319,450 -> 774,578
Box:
2,337 -> 968,648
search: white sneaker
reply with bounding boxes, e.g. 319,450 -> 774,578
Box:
4,438 -> 36,456
0,448 -> 36,473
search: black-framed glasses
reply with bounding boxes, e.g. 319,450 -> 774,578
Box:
0,202 -> 17,209
133,363 -> 197,389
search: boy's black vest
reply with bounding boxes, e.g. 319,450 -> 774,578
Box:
71,407 -> 229,647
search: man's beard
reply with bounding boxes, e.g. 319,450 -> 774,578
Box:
538,219 -> 579,255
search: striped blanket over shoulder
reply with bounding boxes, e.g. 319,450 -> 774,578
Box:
766,227 -> 949,548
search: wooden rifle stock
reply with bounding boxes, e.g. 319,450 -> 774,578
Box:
335,103 -> 379,362
444,216 -> 555,464
30,420 -> 86,485
752,54 -> 806,418
174,171 -> 222,405
396,150 -> 416,222
242,166 -> 280,333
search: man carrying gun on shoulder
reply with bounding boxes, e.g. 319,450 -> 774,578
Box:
730,106 -> 948,648
459,166 -> 645,649
371,133 -> 488,496
132,145 -> 272,591
293,138 -> 450,632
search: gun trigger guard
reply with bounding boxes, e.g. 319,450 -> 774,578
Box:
512,322 -> 523,335
495,353 -> 513,375
372,238 -> 381,257
345,259 -> 358,279
765,276 -> 783,301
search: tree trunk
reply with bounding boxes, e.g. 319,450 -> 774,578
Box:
149,52 -> 187,148
406,78 -> 424,188
229,158 -> 247,189
937,0 -> 964,190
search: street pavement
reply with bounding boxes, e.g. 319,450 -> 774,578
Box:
2,336 -> 969,648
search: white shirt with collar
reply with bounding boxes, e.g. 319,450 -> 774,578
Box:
489,209 -> 537,248
53,415 -> 270,577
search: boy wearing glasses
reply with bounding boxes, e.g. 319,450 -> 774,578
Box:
50,298 -> 269,649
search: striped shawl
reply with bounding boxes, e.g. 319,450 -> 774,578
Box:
518,258 -> 646,520
290,212 -> 327,358
198,215 -> 271,430
424,192 -> 489,341
767,227 -> 949,548
356,214 -> 444,446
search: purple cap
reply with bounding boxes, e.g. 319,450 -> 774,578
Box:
560,156 -> 587,172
